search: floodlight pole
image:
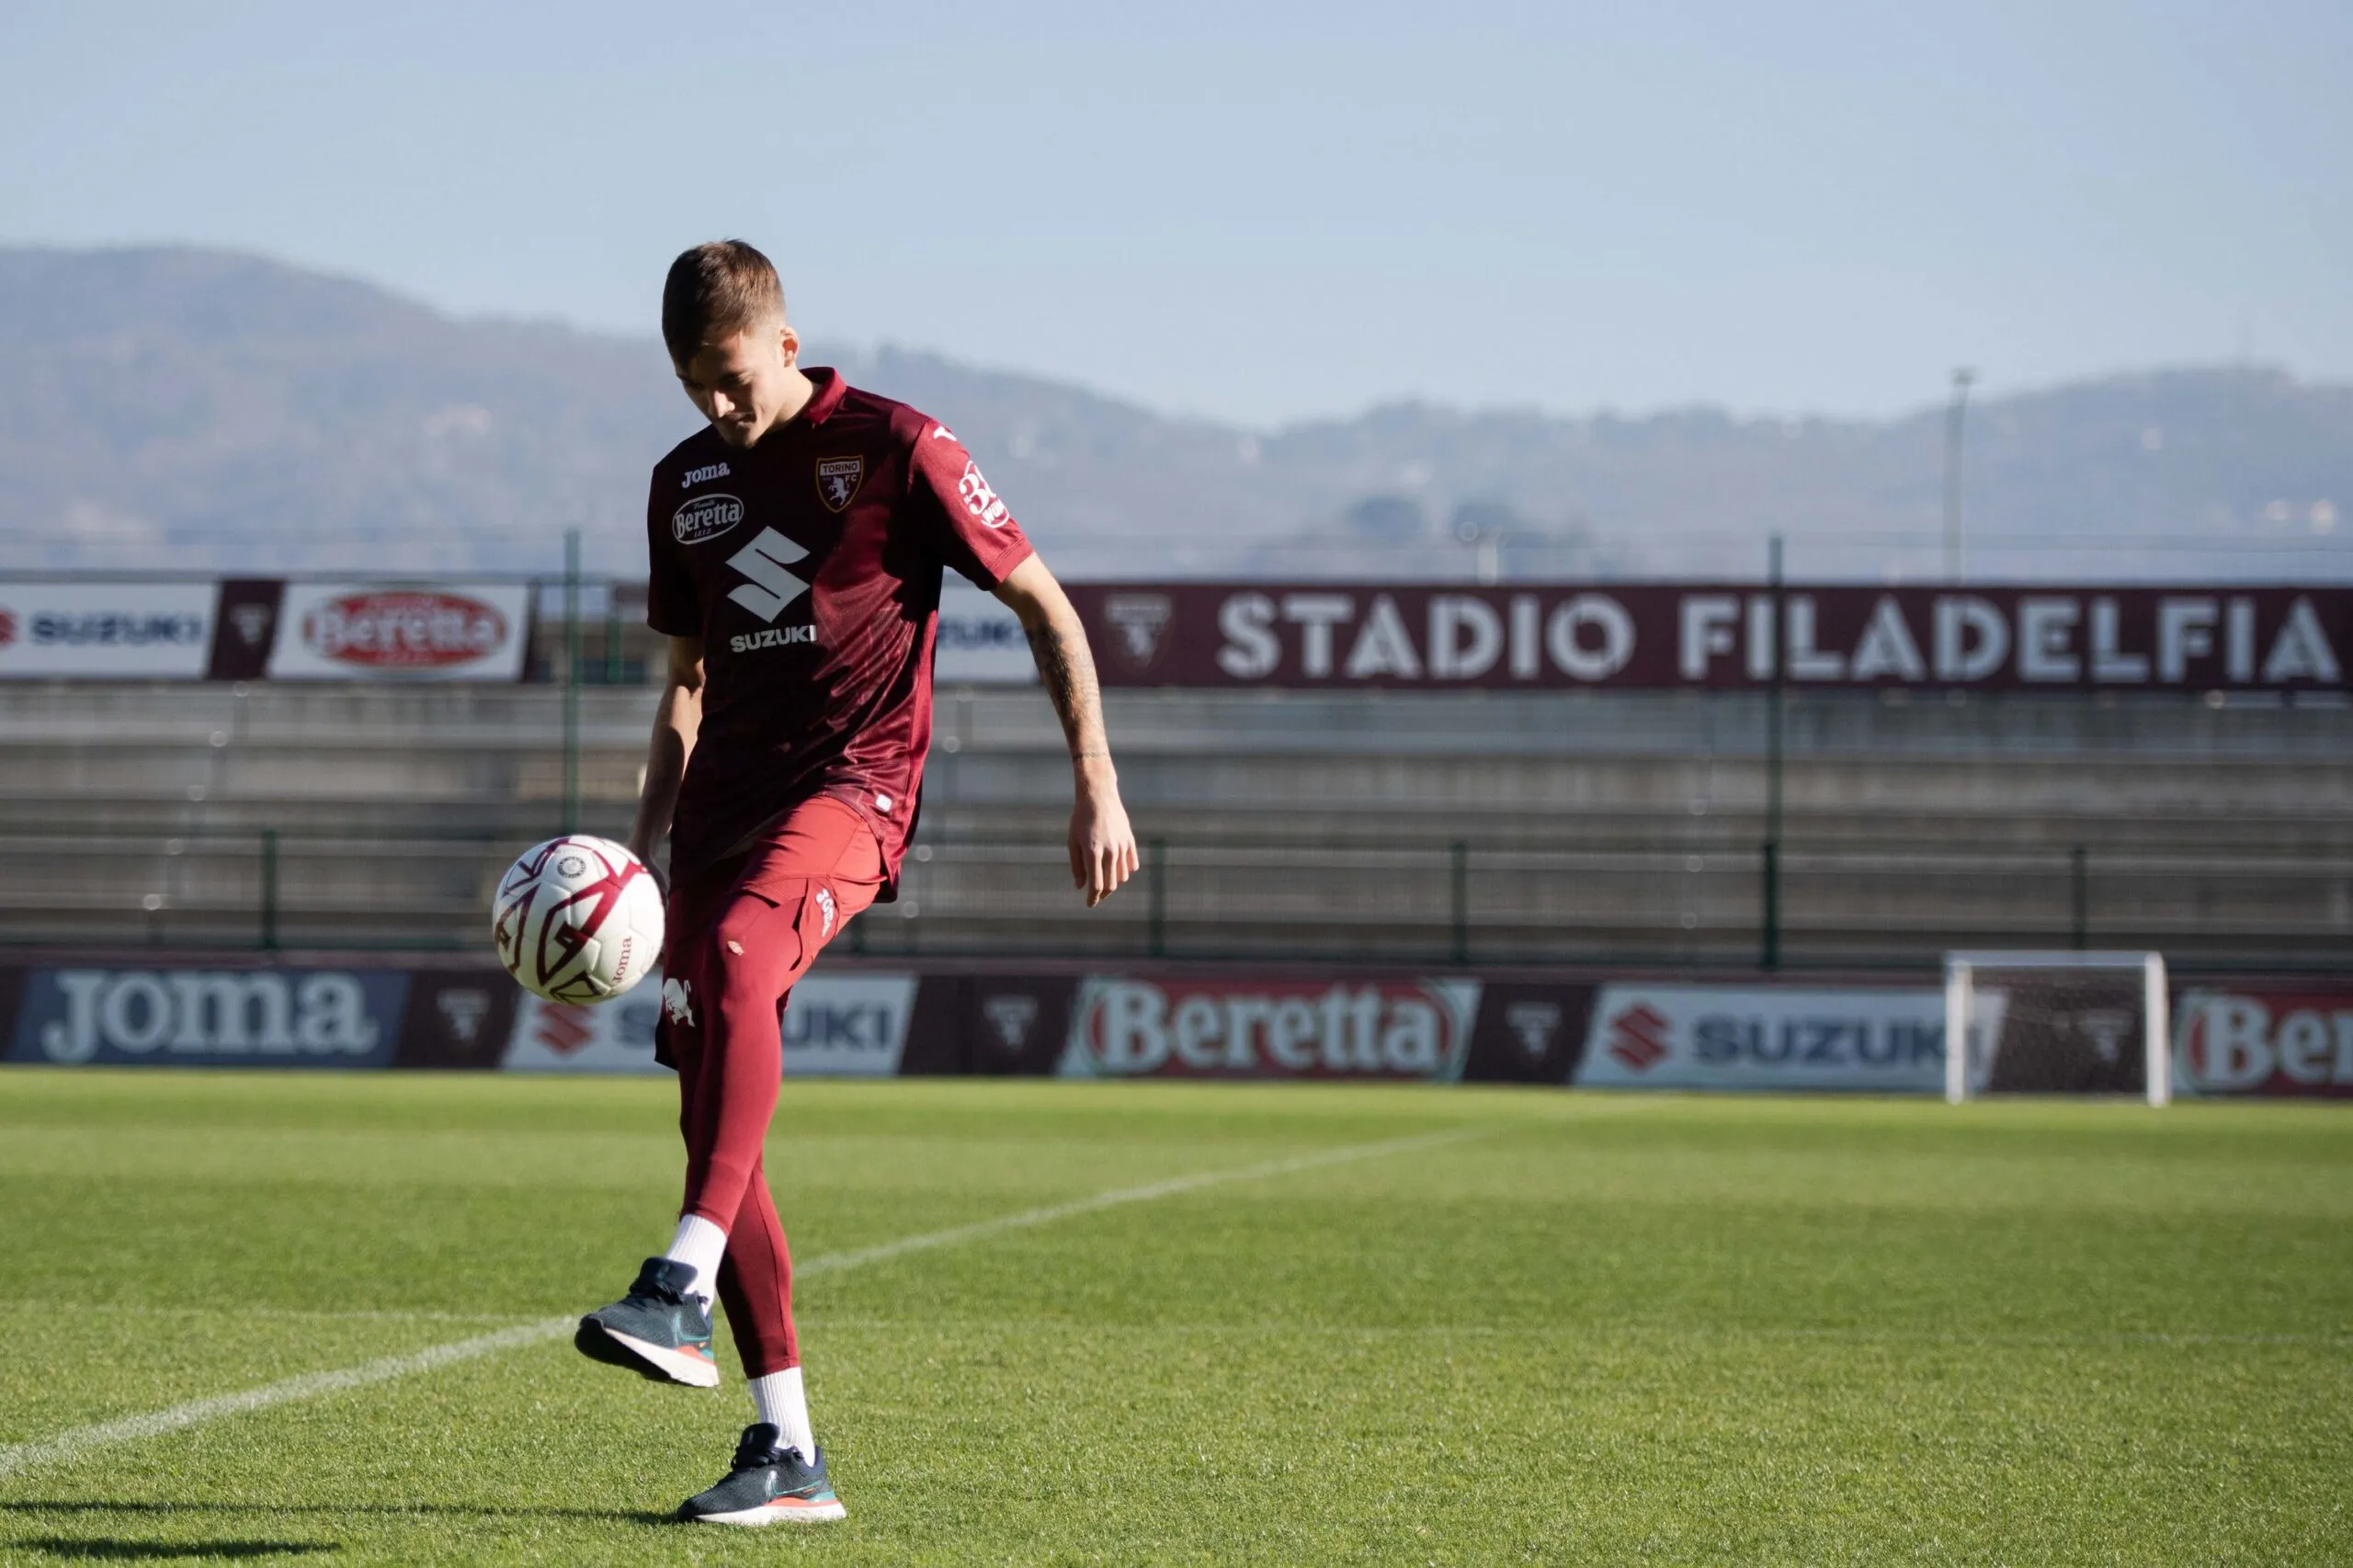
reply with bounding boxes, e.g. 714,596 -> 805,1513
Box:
1762,534 -> 1785,971
1942,368 -> 1976,583
563,529 -> 582,835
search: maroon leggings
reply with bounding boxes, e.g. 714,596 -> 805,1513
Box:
659,794 -> 882,1376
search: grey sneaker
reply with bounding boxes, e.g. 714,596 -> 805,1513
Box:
676,1424 -> 845,1526
574,1257 -> 719,1389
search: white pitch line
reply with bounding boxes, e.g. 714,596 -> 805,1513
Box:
0,1124 -> 1485,1479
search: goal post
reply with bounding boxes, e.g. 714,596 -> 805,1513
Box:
1944,951 -> 2169,1108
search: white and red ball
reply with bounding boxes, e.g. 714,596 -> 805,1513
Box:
492,835 -> 665,1003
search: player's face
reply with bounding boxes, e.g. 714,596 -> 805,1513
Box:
676,320 -> 801,448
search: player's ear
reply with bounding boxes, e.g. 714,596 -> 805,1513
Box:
776,319 -> 800,369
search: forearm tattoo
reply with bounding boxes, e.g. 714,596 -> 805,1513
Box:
1027,617 -> 1110,761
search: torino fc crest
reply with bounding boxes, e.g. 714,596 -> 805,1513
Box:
816,456 -> 865,513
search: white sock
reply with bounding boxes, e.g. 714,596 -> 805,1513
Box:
663,1214 -> 728,1304
750,1367 -> 816,1464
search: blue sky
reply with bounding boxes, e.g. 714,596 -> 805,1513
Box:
3,1 -> 2347,426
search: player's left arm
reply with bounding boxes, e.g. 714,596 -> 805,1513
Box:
992,554 -> 1139,907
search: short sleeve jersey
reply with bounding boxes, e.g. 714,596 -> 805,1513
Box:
645,369 -> 1033,893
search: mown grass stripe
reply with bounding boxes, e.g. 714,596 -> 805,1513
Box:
0,1124 -> 1483,1478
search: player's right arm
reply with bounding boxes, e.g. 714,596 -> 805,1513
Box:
628,634 -> 704,867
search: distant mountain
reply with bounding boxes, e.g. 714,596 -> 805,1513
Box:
2,245 -> 2347,582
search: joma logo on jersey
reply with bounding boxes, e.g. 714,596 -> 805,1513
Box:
674,493 -> 745,545
816,457 -> 865,513
681,461 -> 731,489
731,625 -> 817,653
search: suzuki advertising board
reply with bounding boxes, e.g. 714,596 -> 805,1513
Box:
1574,984 -> 1995,1093
2174,985 -> 2353,1097
0,580 -> 217,679
1059,975 -> 1481,1080
934,581 -> 1036,685
267,582 -> 532,682
500,971 -> 919,1078
8,965 -> 407,1068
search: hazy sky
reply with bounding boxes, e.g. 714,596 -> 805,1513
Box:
4,1 -> 2347,426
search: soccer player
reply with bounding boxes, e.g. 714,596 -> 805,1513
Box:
572,240 -> 1138,1527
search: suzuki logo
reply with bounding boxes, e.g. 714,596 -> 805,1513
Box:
532,1003 -> 594,1056
1606,1004 -> 1671,1073
726,528 -> 813,621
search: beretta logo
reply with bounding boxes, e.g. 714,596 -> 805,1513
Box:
303,592 -> 506,669
1063,977 -> 1478,1080
674,493 -> 746,544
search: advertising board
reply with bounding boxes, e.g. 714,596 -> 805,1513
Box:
1058,975 -> 1481,1081
934,581 -> 1036,685
0,579 -> 217,679
2174,985 -> 2353,1097
267,582 -> 533,681
1574,984 -> 1995,1093
7,965 -> 407,1068
500,971 -> 918,1078
1066,583 -> 2349,695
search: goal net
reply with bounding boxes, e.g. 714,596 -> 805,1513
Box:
1944,951 -> 2170,1107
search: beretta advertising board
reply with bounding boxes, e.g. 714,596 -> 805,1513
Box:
267,582 -> 532,681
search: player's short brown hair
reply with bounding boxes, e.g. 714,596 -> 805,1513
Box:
662,240 -> 785,364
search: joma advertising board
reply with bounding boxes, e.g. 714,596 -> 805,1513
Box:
1068,584 -> 2349,694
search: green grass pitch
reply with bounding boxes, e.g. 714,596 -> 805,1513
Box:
1,1072 -> 2347,1565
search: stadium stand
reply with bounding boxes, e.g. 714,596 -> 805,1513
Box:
2,676 -> 2346,966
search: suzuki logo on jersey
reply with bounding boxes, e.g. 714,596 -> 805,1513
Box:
816,457 -> 865,513
682,461 -> 731,489
674,493 -> 745,545
731,626 -> 817,653
726,528 -> 813,621
958,460 -> 1010,528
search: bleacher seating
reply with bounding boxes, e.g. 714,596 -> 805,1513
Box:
1,681 -> 2347,965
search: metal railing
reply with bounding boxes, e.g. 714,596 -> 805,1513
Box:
1,825 -> 2346,969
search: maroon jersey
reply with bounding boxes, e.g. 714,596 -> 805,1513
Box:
645,369 -> 1034,892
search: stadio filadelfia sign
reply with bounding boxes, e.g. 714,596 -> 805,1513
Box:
1065,583 -> 2348,694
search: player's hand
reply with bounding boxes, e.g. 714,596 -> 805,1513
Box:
1069,767 -> 1139,908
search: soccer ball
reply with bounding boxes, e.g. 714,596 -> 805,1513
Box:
492,835 -> 665,1004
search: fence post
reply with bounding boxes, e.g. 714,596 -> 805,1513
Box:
260,827 -> 279,951
603,578 -> 624,685
1762,533 -> 1784,971
563,530 -> 582,835
2071,845 -> 2089,950
1147,837 -> 1167,959
1449,840 -> 1470,965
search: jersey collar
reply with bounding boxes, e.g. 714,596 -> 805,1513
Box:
801,367 -> 847,426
